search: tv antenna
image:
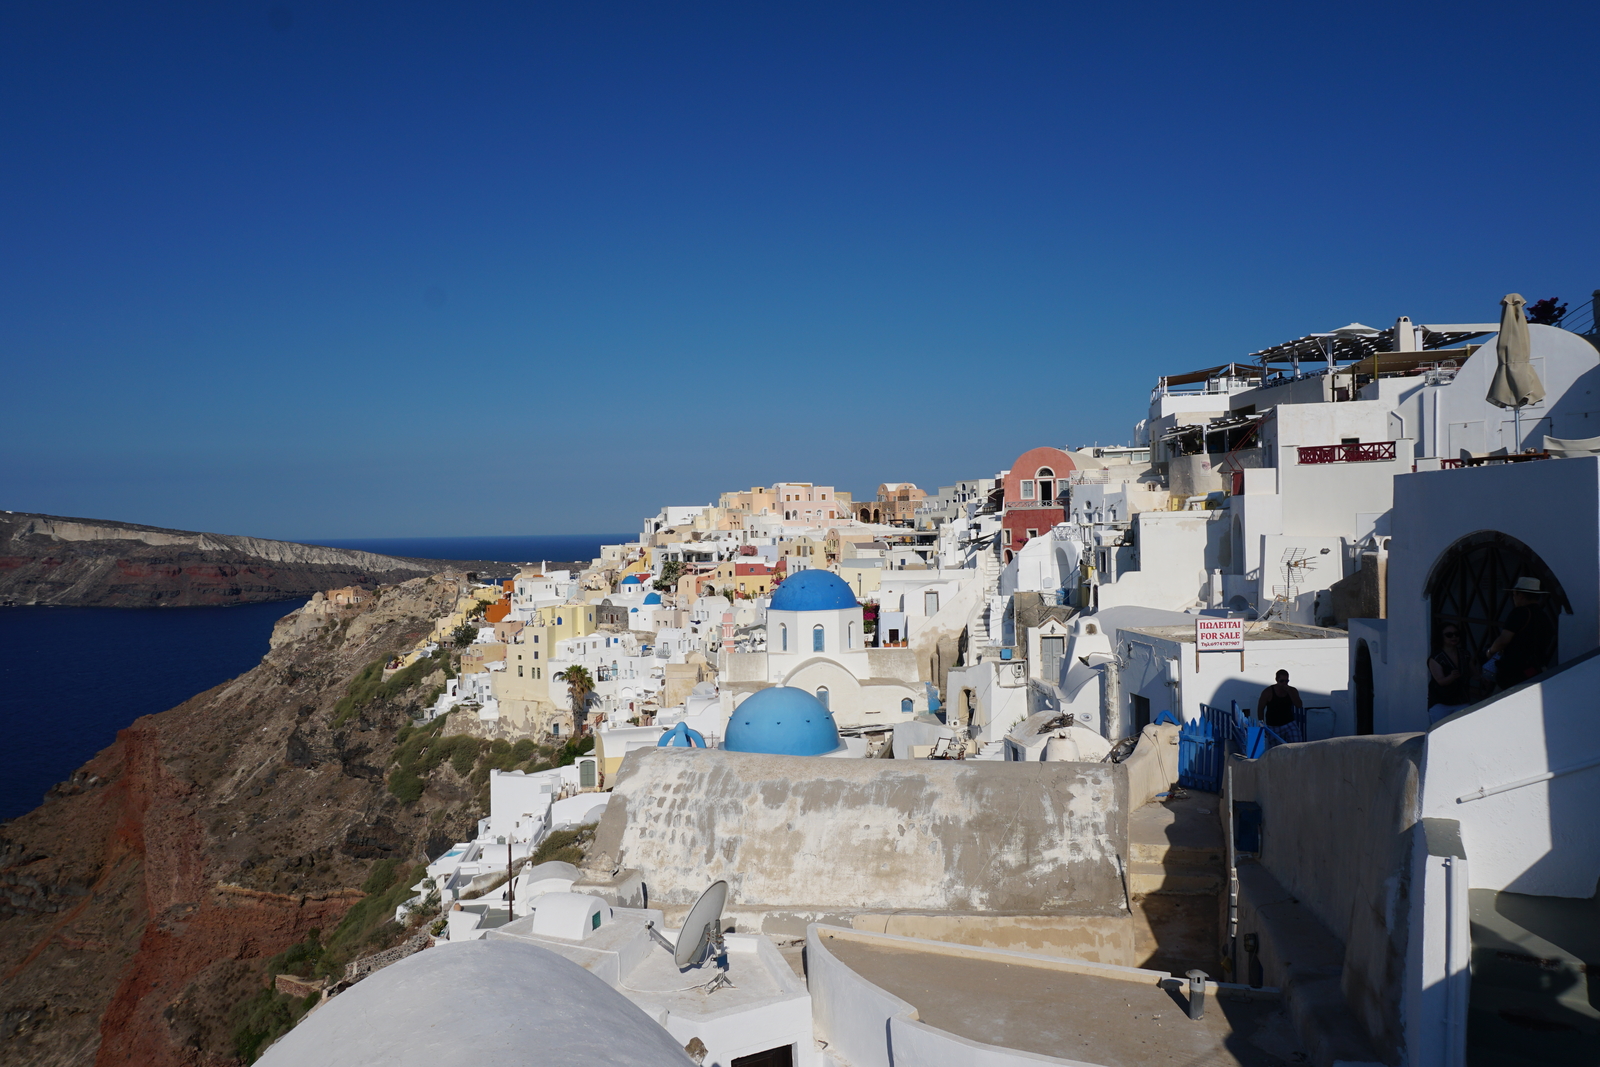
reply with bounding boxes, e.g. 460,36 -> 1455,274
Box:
1279,547 -> 1313,599
646,879 -> 735,992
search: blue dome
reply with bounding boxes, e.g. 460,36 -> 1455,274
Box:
770,570 -> 857,612
658,722 -> 707,748
724,687 -> 842,756
642,592 -> 661,605
621,574 -> 643,585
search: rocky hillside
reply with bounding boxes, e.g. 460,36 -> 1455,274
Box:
0,512 -> 442,607
0,573 -> 499,1066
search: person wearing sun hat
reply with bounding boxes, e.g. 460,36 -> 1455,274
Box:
1483,577 -> 1556,691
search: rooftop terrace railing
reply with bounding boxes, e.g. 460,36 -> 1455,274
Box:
1296,441 -> 1397,464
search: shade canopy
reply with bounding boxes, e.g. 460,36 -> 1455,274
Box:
1487,293 -> 1546,409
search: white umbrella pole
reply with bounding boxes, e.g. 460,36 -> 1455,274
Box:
1513,405 -> 1523,452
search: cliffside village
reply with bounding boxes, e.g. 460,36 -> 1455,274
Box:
268,297 -> 1600,1067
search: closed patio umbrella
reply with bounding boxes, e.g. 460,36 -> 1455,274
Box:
1487,293 -> 1545,449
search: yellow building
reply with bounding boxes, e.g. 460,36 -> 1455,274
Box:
530,602 -> 598,647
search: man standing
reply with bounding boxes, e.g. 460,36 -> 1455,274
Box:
1256,669 -> 1304,730
1484,577 -> 1555,690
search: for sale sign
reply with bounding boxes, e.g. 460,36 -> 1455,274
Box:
1195,617 -> 1244,652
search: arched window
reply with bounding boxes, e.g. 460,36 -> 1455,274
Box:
813,624 -> 825,652
815,686 -> 829,710
901,698 -> 913,714
1036,467 -> 1055,503
780,624 -> 788,651
1427,530 -> 1568,670
847,623 -> 855,649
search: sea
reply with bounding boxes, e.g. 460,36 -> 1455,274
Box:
0,534 -> 627,823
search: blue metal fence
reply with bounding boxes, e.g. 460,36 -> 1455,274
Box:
1178,716 -> 1223,792
1179,699 -> 1304,792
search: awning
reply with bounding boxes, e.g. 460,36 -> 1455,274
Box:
1159,362 -> 1257,387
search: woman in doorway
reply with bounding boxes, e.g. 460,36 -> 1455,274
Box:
1427,624 -> 1479,724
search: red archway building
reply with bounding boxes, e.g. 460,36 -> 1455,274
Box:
1000,446 -> 1077,559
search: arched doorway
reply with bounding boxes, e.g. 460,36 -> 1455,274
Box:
1426,531 -> 1568,670
1354,640 -> 1374,735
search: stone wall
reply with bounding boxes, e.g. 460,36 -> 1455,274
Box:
1228,734 -> 1423,1065
591,748 -> 1129,921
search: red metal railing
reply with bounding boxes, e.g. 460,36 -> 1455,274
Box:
1296,441 -> 1397,464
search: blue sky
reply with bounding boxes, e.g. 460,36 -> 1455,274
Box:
4,2 -> 1597,539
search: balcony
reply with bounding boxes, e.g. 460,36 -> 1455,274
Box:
1004,498 -> 1067,510
1296,441 -> 1396,465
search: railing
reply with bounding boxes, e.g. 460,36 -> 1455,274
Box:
1179,701 -> 1307,791
1004,499 -> 1067,510
1296,441 -> 1397,464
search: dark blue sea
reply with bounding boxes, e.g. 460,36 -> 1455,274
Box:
0,599 -> 306,823
0,535 -> 628,822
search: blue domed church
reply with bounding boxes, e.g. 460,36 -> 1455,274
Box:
723,569 -> 924,729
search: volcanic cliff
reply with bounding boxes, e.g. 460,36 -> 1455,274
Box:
0,573 -> 487,1066
0,512 -> 440,608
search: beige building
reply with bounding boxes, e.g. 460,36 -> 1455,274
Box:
860,482 -> 925,526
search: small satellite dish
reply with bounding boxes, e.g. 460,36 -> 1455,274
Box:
674,879 -> 729,969
644,879 -> 736,992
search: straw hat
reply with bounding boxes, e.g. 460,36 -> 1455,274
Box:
1511,577 -> 1548,594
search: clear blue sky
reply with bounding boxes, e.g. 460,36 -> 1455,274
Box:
4,2 -> 1596,539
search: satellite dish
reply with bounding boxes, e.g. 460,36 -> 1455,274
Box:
674,879 -> 729,969
643,879 -> 737,991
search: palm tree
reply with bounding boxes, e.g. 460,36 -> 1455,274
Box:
554,665 -> 595,735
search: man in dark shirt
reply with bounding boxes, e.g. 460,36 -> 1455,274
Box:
1256,669 -> 1304,729
1485,577 -> 1555,689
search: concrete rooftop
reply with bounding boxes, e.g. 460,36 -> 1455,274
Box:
821,934 -> 1306,1067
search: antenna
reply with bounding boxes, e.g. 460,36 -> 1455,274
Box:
645,879 -> 736,992
1279,548 -> 1313,600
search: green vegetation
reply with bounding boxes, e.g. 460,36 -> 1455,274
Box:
451,622 -> 478,647
388,721 -> 572,804
532,822 -> 597,866
653,560 -> 682,592
331,649 -> 451,727
553,665 -> 595,734
556,734 -> 595,767
231,855 -> 435,1063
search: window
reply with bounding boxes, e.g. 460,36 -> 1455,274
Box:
813,625 -> 825,652
847,623 -> 855,649
1003,529 -> 1012,545
1026,529 -> 1037,540
518,666 -> 524,677
924,591 -> 940,615
815,687 -> 829,710
780,624 -> 787,651
1021,479 -> 1035,499
901,698 -> 913,714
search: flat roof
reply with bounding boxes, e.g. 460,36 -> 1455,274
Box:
819,930 -> 1302,1067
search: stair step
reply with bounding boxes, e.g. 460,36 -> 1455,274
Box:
1127,861 -> 1223,897
1128,840 -> 1224,867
